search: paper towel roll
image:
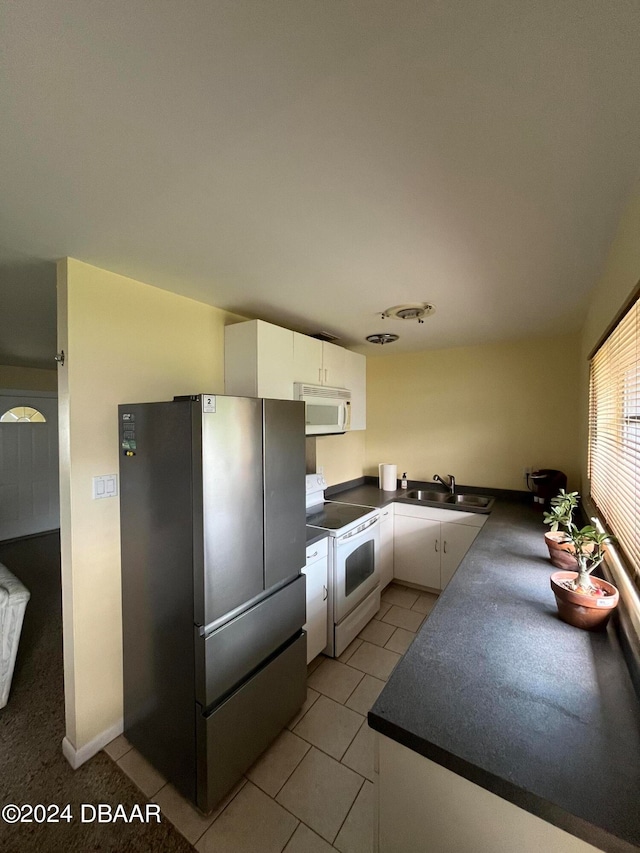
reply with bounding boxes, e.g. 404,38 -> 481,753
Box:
379,463 -> 397,491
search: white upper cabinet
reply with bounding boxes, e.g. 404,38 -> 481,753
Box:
292,334 -> 347,389
292,333 -> 324,385
343,349 -> 366,430
226,321 -> 366,429
321,341 -> 346,388
225,320 -> 294,399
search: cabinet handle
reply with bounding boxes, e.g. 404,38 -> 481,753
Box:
435,539 -> 439,552
324,368 -> 328,383
323,585 -> 328,601
443,541 -> 447,554
308,550 -> 318,560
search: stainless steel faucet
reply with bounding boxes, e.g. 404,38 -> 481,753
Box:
434,473 -> 456,494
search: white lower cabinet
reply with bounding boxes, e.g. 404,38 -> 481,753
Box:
379,507 -> 394,590
392,503 -> 487,591
302,538 -> 328,663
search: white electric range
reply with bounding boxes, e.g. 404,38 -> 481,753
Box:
305,474 -> 380,657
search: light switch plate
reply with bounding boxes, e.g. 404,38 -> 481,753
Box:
93,474 -> 118,500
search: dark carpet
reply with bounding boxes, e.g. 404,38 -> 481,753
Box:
0,532 -> 194,853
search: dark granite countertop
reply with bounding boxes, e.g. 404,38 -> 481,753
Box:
364,497 -> 640,853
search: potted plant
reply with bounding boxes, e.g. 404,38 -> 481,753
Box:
550,522 -> 619,630
543,490 -> 580,568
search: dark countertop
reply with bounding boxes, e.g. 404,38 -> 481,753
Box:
305,526 -> 330,547
364,497 -> 640,853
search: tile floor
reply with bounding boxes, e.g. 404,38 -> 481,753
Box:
104,583 -> 439,852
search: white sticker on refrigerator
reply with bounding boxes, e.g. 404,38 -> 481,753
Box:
202,395 -> 216,413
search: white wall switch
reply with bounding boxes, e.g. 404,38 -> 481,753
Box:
93,474 -> 118,500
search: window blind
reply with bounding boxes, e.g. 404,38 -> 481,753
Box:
588,295 -> 640,586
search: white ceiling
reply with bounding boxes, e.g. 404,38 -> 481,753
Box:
1,1 -> 639,367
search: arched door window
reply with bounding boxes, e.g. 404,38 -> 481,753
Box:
0,406 -> 47,423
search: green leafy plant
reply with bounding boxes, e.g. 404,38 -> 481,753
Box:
565,524 -> 615,595
543,490 -> 580,537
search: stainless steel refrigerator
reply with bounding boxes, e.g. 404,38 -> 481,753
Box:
118,393 -> 307,812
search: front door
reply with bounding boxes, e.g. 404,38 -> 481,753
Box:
0,392 -> 59,541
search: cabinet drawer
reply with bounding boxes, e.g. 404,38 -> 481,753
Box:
195,574 -> 305,709
196,632 -> 306,812
306,536 -> 328,564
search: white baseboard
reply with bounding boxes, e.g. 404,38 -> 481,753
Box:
62,718 -> 124,769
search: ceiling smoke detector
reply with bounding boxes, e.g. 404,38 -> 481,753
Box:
366,333 -> 399,345
381,302 -> 435,324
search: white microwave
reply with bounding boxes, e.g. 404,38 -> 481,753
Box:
294,383 -> 351,435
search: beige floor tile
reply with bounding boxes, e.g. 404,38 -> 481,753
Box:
357,619 -> 395,647
117,747 -> 166,798
293,694 -> 364,760
283,822 -> 336,853
196,781 -> 297,853
153,782 -> 222,845
103,733 -> 132,761
341,721 -> 375,782
276,747 -> 364,843
380,605 -> 425,632
345,674 -> 386,716
308,658 -> 365,704
334,780 -> 374,853
307,656 -> 324,675
411,592 -> 439,614
346,641 -> 401,681
381,586 -> 419,609
384,627 -> 416,655
338,638 -> 363,664
287,687 -> 321,730
375,601 -> 392,621
246,729 -> 310,797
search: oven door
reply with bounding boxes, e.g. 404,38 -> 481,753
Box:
333,515 -> 380,624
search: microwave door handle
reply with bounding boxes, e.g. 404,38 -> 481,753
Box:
340,402 -> 346,430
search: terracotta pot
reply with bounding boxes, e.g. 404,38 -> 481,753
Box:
544,531 -> 578,569
550,571 -> 619,631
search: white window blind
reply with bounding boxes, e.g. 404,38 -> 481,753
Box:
588,295 -> 640,587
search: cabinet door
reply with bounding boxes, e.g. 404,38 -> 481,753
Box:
343,349 -> 366,430
293,333 -> 323,385
379,509 -> 394,590
302,557 -> 328,663
393,515 -> 440,589
256,321 -> 294,399
322,341 -> 346,387
440,522 -> 479,589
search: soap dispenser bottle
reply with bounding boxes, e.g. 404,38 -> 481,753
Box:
401,472 -> 408,490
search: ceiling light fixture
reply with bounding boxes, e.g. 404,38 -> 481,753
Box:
366,333 -> 399,345
381,302 -> 435,324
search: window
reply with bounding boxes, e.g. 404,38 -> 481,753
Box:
588,294 -> 640,587
0,406 -> 47,423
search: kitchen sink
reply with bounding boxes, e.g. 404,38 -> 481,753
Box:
406,490 -> 452,502
448,494 -> 494,509
404,490 -> 494,512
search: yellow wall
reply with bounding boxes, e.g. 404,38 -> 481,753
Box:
0,364 -> 58,391
316,430 -> 366,486
365,335 -> 581,492
579,181 -> 640,492
57,258 -> 245,751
